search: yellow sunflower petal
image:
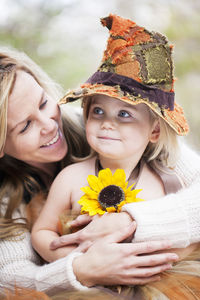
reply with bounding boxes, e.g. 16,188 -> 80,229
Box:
87,175 -> 104,192
112,169 -> 127,189
126,197 -> 144,203
116,200 -> 127,212
98,168 -> 113,187
78,198 -> 104,216
106,206 -> 117,213
80,186 -> 98,199
125,188 -> 142,199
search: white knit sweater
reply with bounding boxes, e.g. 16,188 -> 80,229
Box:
0,142 -> 200,293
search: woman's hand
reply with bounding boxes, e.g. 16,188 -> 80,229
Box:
50,212 -> 133,250
72,222 -> 179,287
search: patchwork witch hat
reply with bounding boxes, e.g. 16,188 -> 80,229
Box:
59,14 -> 189,135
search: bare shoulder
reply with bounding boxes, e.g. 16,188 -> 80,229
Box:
55,156 -> 96,185
137,163 -> 165,200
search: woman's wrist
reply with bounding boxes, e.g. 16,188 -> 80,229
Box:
72,253 -> 95,288
66,252 -> 90,290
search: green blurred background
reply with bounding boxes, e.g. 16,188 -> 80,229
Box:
0,0 -> 200,150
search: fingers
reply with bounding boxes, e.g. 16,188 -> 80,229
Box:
128,240 -> 173,255
103,221 -> 137,244
70,214 -> 93,227
133,252 -> 178,267
126,275 -> 161,285
75,241 -> 93,253
118,262 -> 172,285
119,262 -> 173,285
50,232 -> 79,250
128,263 -> 172,279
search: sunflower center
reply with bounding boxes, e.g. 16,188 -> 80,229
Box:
98,185 -> 125,209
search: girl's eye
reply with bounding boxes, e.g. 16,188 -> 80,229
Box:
20,120 -> 31,133
118,110 -> 131,118
93,107 -> 104,115
40,99 -> 48,109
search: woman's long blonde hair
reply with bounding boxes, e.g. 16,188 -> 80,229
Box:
0,47 -> 89,239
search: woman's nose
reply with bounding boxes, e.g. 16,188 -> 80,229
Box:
40,115 -> 56,135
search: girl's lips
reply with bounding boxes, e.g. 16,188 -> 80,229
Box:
98,136 -> 120,140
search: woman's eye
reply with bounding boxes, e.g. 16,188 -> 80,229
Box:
20,120 -> 31,133
118,110 -> 131,118
40,99 -> 48,109
93,107 -> 104,115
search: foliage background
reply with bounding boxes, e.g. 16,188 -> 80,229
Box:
0,0 -> 200,150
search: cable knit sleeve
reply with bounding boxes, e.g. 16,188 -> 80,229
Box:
122,142 -> 200,248
0,231 -> 89,295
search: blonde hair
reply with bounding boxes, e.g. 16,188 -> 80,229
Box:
82,96 -> 179,169
0,47 -> 89,239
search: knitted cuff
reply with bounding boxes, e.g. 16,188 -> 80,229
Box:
65,252 -> 90,291
35,252 -> 89,292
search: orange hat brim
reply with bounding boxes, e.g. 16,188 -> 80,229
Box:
59,83 -> 189,136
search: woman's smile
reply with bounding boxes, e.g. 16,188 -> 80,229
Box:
41,129 -> 60,147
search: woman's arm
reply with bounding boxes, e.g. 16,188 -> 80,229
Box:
0,223 -> 178,293
0,231 -> 87,293
123,142 -> 200,248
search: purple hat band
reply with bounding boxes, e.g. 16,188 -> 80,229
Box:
86,71 -> 174,111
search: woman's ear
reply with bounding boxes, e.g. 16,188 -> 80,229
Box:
150,120 -> 160,143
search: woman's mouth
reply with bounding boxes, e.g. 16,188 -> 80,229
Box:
41,131 -> 60,147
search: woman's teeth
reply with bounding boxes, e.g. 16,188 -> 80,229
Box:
43,131 -> 59,146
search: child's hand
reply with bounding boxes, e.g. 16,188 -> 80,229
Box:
68,214 -> 94,228
57,211 -> 92,235
50,212 -> 133,250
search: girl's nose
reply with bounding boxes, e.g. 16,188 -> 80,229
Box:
101,118 -> 116,130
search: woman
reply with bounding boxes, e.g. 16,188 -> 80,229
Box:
0,46 -> 199,296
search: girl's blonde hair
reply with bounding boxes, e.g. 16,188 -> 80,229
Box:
0,47 -> 89,239
82,96 -> 179,169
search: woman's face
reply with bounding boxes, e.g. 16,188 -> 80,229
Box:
2,70 -> 68,169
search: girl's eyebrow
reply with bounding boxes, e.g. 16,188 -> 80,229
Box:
91,97 -> 138,111
122,103 -> 137,110
9,90 -> 45,133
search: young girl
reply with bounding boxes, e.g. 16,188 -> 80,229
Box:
32,14 -> 200,298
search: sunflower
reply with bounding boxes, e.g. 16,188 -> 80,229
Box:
78,168 -> 144,216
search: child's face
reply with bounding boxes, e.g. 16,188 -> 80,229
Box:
86,95 -> 159,162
